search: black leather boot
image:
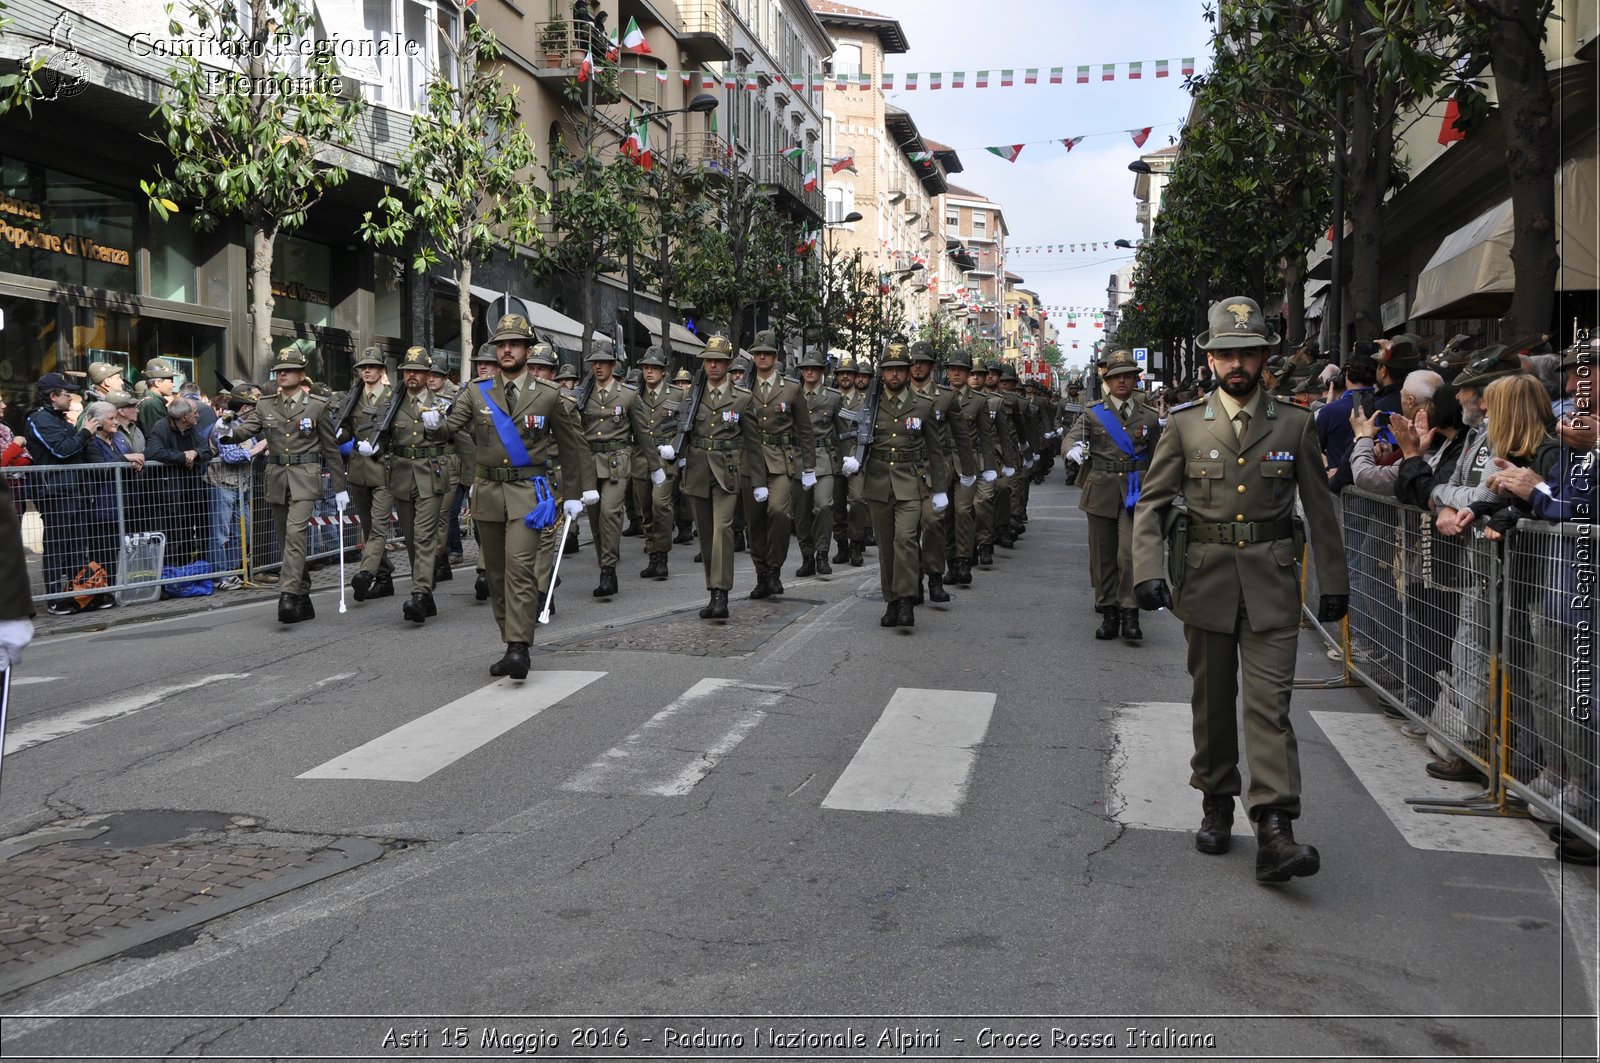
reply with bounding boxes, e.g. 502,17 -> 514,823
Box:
977,544 -> 994,567
1195,796 -> 1234,854
674,523 -> 696,545
895,597 -> 916,628
403,592 -> 430,624
297,594 -> 315,621
832,538 -> 850,564
489,643 -> 513,675
1094,606 -> 1121,640
594,566 -> 618,597
733,529 -> 747,553
278,593 -> 301,624
474,571 -> 489,601
498,641 -> 530,680
849,540 -> 865,567
563,530 -> 580,556
711,588 -> 729,619
351,570 -> 374,602
927,574 -> 950,603
640,553 -> 668,579
434,556 -> 454,582
768,571 -> 784,596
880,600 -> 898,627
815,550 -> 832,575
701,592 -> 719,619
749,569 -> 772,599
795,553 -> 817,578
370,572 -> 395,598
1121,607 -> 1143,641
1254,809 -> 1320,883
959,558 -> 974,585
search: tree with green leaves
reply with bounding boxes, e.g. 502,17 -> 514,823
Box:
0,3 -> 50,117
675,172 -> 797,354
360,20 -> 545,360
142,0 -> 360,370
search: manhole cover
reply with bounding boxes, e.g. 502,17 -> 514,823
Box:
549,598 -> 822,656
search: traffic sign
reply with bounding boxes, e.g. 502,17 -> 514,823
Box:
1133,347 -> 1148,362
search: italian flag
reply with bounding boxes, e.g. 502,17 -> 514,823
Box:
1023,68 -> 1037,85
907,150 -> 932,162
1155,59 -> 1170,78
781,145 -> 804,162
1130,127 -> 1152,147
1075,65 -> 1090,84
928,72 -> 942,89
1127,61 -> 1142,80
605,30 -> 619,63
620,111 -> 641,160
951,71 -> 965,88
1101,64 -> 1115,81
621,15 -> 649,53
1181,57 -> 1195,75
1061,136 -> 1083,151
576,50 -> 593,83
975,70 -> 989,88
986,144 -> 1024,163
904,73 -> 918,90
880,73 -> 893,90
803,167 -> 818,192
1050,66 -> 1063,84
636,121 -> 653,171
1000,69 -> 1013,87
830,151 -> 855,173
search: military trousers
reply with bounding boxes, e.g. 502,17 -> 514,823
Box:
869,496 -> 923,603
793,471 -> 835,556
920,469 -> 956,576
1015,472 -> 1032,520
587,475 -> 628,569
744,470 -> 794,573
392,490 -> 444,595
993,475 -> 1014,535
845,473 -> 870,543
1186,616 -> 1303,819
974,474 -> 998,549
1085,508 -> 1137,608
642,466 -> 677,556
953,474 -> 981,563
691,486 -> 738,591
269,499 -> 316,595
477,517 -> 541,645
348,481 -> 394,576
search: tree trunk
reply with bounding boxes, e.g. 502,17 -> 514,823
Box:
250,223 -> 277,376
579,269 -> 594,364
1487,0 -> 1560,338
1344,18 -> 1386,342
457,257 -> 474,378
1283,258 -> 1306,347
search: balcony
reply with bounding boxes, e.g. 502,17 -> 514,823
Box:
531,20 -> 623,102
757,155 -> 825,221
677,131 -> 736,178
677,0 -> 734,63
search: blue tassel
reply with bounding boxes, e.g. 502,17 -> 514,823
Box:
339,439 -> 354,458
523,476 -> 558,529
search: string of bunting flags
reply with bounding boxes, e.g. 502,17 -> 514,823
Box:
609,58 -> 1197,95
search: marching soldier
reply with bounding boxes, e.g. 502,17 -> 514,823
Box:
976,361 -> 1021,563
793,348 -> 842,577
1132,296 -> 1349,884
442,315 -> 597,679
680,335 -> 759,620
669,368 -> 697,544
849,347 -> 949,629
1065,349 -> 1163,641
525,342 -> 568,608
385,347 -> 454,623
578,345 -> 660,598
741,330 -> 817,598
945,349 -> 1001,585
426,353 -> 469,585
632,346 -> 681,580
830,354 -> 859,565
467,344 -> 498,601
337,346 -> 397,603
840,357 -> 876,566
226,347 -> 348,624
997,365 -> 1042,540
908,340 -> 977,603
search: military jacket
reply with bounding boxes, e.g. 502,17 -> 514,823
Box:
339,383 -> 394,489
743,372 -> 817,477
634,382 -> 682,478
228,388 -> 346,504
836,389 -> 864,454
911,382 -> 977,479
443,371 -> 596,521
982,389 -> 1023,468
1068,392 -> 1164,519
954,385 -> 1002,473
1131,387 -> 1348,634
384,387 -> 454,501
861,386 -> 949,504
581,379 -> 659,484
681,382 -> 760,497
801,386 -> 843,477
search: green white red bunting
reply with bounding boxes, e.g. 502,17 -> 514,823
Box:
986,144 -> 1025,163
607,57 -> 1195,94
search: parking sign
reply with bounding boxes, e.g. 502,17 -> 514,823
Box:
1133,347 -> 1148,362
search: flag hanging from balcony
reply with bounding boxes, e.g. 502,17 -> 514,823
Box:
577,50 -> 593,82
795,230 -> 818,255
1129,127 -> 1152,147
1438,97 -> 1466,144
803,167 -> 818,192
907,150 -> 932,162
605,31 -> 619,63
829,152 -> 855,174
986,144 -> 1024,163
637,121 -> 653,171
622,15 -> 649,53
620,111 -> 641,160
781,145 -> 804,162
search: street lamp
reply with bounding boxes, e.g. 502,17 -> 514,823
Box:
1128,160 -> 1153,174
1113,238 -> 1143,249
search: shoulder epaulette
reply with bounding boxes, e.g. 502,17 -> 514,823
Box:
1170,398 -> 1206,414
824,386 -> 841,395
733,384 -> 752,395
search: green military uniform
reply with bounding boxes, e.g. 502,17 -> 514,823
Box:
946,350 -> 1001,583
830,356 -> 862,563
908,341 -> 977,602
995,365 -> 1040,541
1131,296 -> 1349,884
975,364 -> 1021,563
680,336 -> 760,619
227,348 -> 348,623
740,331 -> 816,597
337,346 -> 398,598
386,347 -> 454,622
633,346 -> 682,579
792,349 -> 842,577
136,358 -> 178,439
670,367 -> 697,543
468,343 -> 500,601
443,316 -> 596,677
426,353 -> 469,585
857,348 -> 949,629
1066,350 -> 1163,639
579,347 -> 660,597
839,357 -> 876,566
526,344 -> 571,607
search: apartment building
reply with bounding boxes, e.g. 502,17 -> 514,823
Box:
943,183 -> 1009,349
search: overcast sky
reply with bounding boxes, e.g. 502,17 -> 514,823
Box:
864,0 -> 1212,359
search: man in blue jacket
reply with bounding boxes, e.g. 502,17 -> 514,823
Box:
24,373 -> 94,613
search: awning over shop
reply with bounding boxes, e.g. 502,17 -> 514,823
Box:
433,281 -> 609,355
625,310 -> 705,356
1410,152 -> 1598,319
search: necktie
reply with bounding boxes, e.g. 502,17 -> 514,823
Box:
1234,409 -> 1250,440
503,379 -> 516,410
761,380 -> 771,401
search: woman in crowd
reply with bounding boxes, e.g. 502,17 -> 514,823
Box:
81,399 -> 133,611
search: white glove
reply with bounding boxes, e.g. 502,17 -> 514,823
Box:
0,617 -> 35,672
1066,443 -> 1086,464
355,440 -> 378,457
981,469 -> 998,483
800,471 -> 817,489
1023,456 -> 1035,469
651,468 -> 666,486
841,456 -> 861,476
581,489 -> 600,507
931,492 -> 949,513
753,486 -> 770,503
677,457 -> 687,468
334,490 -> 350,510
563,498 -> 584,519
1002,466 -> 1016,478
420,409 -> 442,429
658,444 -> 676,462
959,474 -> 976,488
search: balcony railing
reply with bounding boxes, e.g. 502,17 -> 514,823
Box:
756,155 -> 825,219
677,0 -> 733,63
677,131 -> 735,176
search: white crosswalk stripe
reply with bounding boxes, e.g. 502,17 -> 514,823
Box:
298,671 -> 605,782
1105,701 -> 1200,832
561,678 -> 788,797
3,674 -> 251,756
821,688 -> 996,816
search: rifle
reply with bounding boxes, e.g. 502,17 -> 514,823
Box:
367,386 -> 407,445
330,383 -> 361,438
840,372 -> 883,467
669,365 -> 708,458
574,369 -> 597,411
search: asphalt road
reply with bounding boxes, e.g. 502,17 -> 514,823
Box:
1,477 -> 1595,1061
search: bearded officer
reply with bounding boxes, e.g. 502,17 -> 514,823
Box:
385,347 -> 453,623
579,344 -> 660,599
945,349 -> 1001,585
908,340 -> 977,603
1065,349 -> 1163,641
792,348 -> 842,577
680,336 -> 760,620
337,346 -> 398,603
442,315 -> 597,679
226,347 -> 348,624
848,346 -> 949,629
741,330 -> 816,598
1132,296 -> 1349,884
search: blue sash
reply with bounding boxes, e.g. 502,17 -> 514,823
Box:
1090,403 -> 1142,511
478,379 -> 532,468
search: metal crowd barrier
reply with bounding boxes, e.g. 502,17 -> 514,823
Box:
1300,486 -> 1597,849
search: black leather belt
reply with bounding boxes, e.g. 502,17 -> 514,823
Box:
588,440 -> 632,454
1188,518 -> 1294,544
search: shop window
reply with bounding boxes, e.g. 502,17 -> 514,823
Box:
148,212 -> 197,303
0,158 -> 137,295
374,254 -> 404,338
270,233 -> 333,327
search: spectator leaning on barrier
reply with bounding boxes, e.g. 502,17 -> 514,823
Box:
207,388 -> 267,590
79,399 -> 132,612
24,372 -> 92,613
146,396 -> 214,564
